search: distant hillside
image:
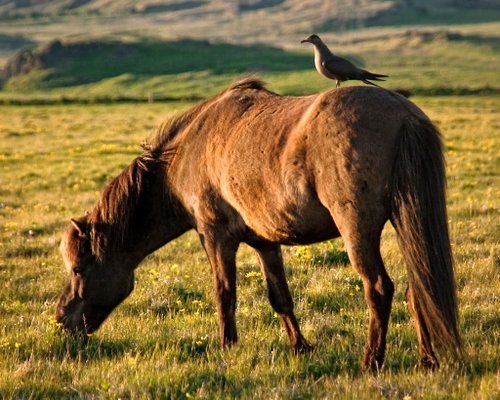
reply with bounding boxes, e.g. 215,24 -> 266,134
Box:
0,37 -> 313,88
0,0 -> 498,102
1,27 -> 498,103
1,0 -> 499,28
0,1 -> 498,71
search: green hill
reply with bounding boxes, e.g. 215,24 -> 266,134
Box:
1,38 -> 311,87
1,28 -> 498,103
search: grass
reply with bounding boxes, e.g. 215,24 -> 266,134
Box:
0,91 -> 498,398
0,5 -> 498,397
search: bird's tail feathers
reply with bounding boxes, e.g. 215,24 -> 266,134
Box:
361,69 -> 388,79
362,80 -> 383,88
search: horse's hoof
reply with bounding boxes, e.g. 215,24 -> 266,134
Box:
221,338 -> 238,349
293,340 -> 314,355
420,356 -> 439,371
361,356 -> 383,373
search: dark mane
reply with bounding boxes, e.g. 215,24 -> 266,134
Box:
227,77 -> 267,91
88,156 -> 152,259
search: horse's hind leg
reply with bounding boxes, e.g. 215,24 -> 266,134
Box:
199,232 -> 238,348
254,242 -> 312,354
405,284 -> 439,370
349,230 -> 394,371
329,209 -> 394,371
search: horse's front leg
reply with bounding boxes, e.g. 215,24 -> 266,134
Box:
199,231 -> 238,347
253,242 -> 313,354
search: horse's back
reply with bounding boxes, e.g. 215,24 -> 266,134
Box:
217,85 -> 411,201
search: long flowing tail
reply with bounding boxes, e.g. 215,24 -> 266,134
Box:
390,116 -> 462,359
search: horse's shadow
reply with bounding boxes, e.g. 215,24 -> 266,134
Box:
43,331 -> 213,362
44,335 -> 133,361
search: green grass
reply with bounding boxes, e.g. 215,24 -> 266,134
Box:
0,92 -> 498,398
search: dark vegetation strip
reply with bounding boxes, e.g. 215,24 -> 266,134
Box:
0,86 -> 498,105
0,95 -> 205,105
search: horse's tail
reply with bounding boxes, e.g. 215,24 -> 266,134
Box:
390,116 -> 462,359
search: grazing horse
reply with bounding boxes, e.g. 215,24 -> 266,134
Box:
56,78 -> 461,371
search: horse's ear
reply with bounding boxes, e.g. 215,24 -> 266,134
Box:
71,218 -> 87,237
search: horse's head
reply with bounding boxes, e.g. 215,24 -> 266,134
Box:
55,217 -> 134,335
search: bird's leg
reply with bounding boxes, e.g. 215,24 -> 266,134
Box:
336,80 -> 340,88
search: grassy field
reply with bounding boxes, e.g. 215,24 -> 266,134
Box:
0,91 -> 498,398
0,3 -> 499,397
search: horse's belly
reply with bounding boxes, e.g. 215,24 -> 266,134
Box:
242,196 -> 340,245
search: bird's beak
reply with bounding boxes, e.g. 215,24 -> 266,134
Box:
300,38 -> 309,44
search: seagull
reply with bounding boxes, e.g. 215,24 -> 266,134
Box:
301,34 -> 388,88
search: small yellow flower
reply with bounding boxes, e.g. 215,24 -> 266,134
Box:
245,271 -> 261,279
126,355 -> 137,366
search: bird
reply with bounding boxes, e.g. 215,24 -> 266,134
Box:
301,34 -> 388,88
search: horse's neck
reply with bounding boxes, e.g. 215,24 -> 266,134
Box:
92,162 -> 191,266
124,178 -> 190,265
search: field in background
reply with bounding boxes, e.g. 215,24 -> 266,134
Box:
0,24 -> 499,103
0,1 -> 499,103
0,94 -> 498,398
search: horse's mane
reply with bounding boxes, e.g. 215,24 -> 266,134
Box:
88,155 -> 153,259
88,77 -> 268,259
228,77 -> 266,91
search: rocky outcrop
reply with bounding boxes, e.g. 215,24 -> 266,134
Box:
0,39 -> 139,85
1,40 -> 63,84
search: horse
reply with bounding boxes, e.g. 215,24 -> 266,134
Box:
56,78 -> 461,371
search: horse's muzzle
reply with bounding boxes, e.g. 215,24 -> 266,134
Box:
56,299 -> 87,333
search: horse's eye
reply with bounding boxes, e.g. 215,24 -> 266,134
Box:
73,266 -> 83,276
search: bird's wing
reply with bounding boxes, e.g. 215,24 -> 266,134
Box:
322,55 -> 362,79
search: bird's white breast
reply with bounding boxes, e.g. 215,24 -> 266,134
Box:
313,47 -> 338,80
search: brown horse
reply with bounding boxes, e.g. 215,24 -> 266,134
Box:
56,78 -> 461,371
